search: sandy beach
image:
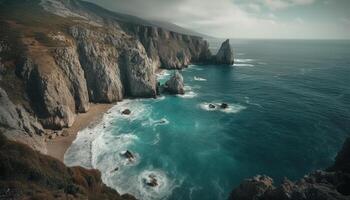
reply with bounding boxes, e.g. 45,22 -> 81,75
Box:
46,103 -> 114,162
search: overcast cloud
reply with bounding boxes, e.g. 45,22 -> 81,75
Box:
85,0 -> 350,39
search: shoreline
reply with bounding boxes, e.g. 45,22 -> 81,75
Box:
45,70 -> 165,162
46,103 -> 115,162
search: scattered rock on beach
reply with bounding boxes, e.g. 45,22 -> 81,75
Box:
122,109 -> 131,115
61,130 -> 69,137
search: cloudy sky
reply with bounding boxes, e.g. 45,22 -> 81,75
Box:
86,0 -> 350,39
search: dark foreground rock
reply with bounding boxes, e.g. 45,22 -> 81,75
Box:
229,138 -> 350,200
164,71 -> 185,95
0,134 -> 135,200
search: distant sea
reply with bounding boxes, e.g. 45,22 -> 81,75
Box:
65,39 -> 350,200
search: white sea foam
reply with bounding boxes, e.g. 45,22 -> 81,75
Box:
108,168 -> 181,200
235,58 -> 254,63
155,95 -> 166,101
136,170 -> 173,199
115,100 -> 152,121
64,99 -> 150,169
156,70 -> 171,82
141,118 -> 170,127
244,97 -> 263,108
184,65 -> 204,71
178,91 -> 197,98
177,85 -> 198,98
64,98 -> 185,200
234,63 -> 255,67
194,76 -> 207,81
199,102 -> 246,113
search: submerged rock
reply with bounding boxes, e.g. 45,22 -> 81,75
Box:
209,104 -> 216,109
215,39 -> 234,65
164,71 -> 185,95
121,109 -> 131,115
220,103 -> 229,109
121,150 -> 135,161
145,174 -> 158,187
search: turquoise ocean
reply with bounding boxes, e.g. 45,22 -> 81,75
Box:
65,39 -> 350,200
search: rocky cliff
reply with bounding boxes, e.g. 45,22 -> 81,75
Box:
229,138 -> 350,200
0,0 -> 218,150
215,39 -> 234,65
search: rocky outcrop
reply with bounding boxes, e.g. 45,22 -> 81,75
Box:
0,87 -> 45,152
230,175 -> 273,200
70,25 -> 156,100
0,133 -> 135,200
0,0 -> 222,148
215,39 -> 234,65
128,25 -> 212,69
69,26 -> 124,103
18,57 -> 77,130
119,41 -> 157,98
229,138 -> 350,200
53,46 -> 90,113
164,71 -> 185,94
329,138 -> 350,173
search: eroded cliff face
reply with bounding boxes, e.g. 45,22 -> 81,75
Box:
128,25 -> 212,69
0,0 -> 212,149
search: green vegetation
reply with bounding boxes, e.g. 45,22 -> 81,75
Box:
0,133 -> 135,200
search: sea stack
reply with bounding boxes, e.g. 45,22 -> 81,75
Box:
215,39 -> 234,65
164,71 -> 185,95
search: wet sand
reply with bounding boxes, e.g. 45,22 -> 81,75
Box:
46,103 -> 114,162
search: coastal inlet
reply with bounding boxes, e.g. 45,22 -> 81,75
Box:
65,39 -> 350,200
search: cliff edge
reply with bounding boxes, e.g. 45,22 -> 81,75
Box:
0,0 -> 226,151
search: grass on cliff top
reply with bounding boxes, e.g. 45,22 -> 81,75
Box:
0,133 -> 135,200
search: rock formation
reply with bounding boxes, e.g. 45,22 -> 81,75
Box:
129,25 -> 213,69
0,87 -> 46,152
164,71 -> 185,95
229,138 -> 350,200
215,39 -> 234,65
0,0 -> 217,150
122,109 -> 131,115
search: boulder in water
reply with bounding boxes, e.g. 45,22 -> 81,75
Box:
220,103 -> 229,109
164,71 -> 185,95
145,174 -> 158,187
121,150 -> 135,161
122,109 -> 131,115
215,39 -> 234,65
209,104 -> 216,109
